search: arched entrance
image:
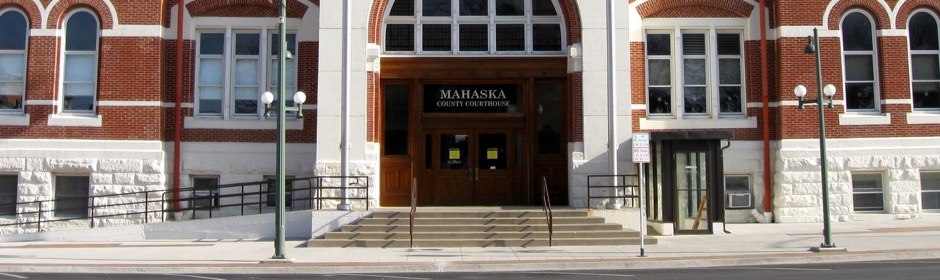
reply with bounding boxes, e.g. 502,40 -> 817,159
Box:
369,0 -> 582,206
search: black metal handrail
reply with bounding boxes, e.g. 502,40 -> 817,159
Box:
587,174 -> 641,208
409,178 -> 417,248
0,175 -> 370,234
541,176 -> 553,247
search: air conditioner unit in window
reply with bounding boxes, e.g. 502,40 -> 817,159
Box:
727,193 -> 752,209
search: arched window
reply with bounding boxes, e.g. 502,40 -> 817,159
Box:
909,11 -> 940,111
383,0 -> 565,54
0,9 -> 28,112
60,10 -> 99,113
841,11 -> 879,111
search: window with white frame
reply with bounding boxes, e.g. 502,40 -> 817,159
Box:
921,171 -> 940,211
852,172 -> 884,212
54,175 -> 89,218
192,176 -> 220,208
841,11 -> 879,112
645,30 -> 745,117
0,175 -> 17,216
60,10 -> 99,114
0,9 -> 28,112
196,29 -> 297,117
264,176 -> 293,208
908,11 -> 940,111
383,0 -> 565,54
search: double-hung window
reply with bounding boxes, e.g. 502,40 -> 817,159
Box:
192,176 -> 220,208
0,175 -> 17,216
196,29 -> 297,118
0,9 -> 27,112
922,172 -> 940,211
841,11 -> 879,112
383,0 -> 565,54
54,175 -> 90,218
909,11 -> 940,111
645,30 -> 744,117
852,173 -> 884,212
60,10 -> 99,114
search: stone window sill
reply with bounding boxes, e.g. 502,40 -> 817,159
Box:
0,114 -> 29,126
838,113 -> 890,126
184,117 -> 304,130
640,116 -> 757,130
47,114 -> 103,127
906,113 -> 940,124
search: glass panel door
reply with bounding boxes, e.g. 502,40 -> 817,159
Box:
676,151 -> 709,231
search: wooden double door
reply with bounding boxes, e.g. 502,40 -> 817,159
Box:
421,127 -> 524,205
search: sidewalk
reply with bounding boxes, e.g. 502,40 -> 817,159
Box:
0,216 -> 938,274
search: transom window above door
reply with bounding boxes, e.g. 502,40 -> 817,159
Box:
383,0 -> 566,54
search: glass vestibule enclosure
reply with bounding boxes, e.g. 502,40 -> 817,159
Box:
643,131 -> 732,234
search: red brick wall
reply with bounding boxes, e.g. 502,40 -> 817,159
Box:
161,38 -> 319,144
46,0 -> 115,29
0,1 -> 43,28
628,39 -> 769,141
637,0 -> 754,18
0,29 -> 164,140
186,0 -> 308,18
827,0 -> 891,30
896,0 -> 940,28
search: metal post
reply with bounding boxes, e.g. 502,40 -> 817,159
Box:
639,163 -> 646,257
337,0 -> 352,211
812,28 -> 835,249
606,0 -> 620,209
272,0 -> 288,260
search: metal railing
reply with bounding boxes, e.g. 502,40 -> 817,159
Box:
0,176 -> 370,234
541,176 -> 554,247
587,174 -> 641,208
409,178 -> 417,248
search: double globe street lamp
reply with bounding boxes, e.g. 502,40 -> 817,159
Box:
260,89 -> 306,261
793,27 -> 845,252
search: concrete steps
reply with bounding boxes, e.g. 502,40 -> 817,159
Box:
306,208 -> 656,248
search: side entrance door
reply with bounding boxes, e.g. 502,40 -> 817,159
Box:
675,150 -> 711,233
423,128 -> 521,205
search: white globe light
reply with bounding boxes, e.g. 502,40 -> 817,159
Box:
794,85 -> 807,98
293,91 -> 307,104
823,84 -> 836,97
261,91 -> 275,105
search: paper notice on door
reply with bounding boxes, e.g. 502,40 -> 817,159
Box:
487,148 -> 498,159
449,148 -> 461,160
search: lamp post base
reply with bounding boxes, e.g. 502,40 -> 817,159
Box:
337,203 -> 351,210
810,245 -> 847,253
261,257 -> 296,263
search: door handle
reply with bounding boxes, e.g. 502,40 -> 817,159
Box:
475,168 -> 479,181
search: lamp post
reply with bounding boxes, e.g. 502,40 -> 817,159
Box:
793,28 -> 845,252
260,0 -> 306,260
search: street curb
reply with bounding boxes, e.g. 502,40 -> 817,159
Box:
0,249 -> 938,274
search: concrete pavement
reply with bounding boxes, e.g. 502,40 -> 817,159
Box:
0,215 -> 938,274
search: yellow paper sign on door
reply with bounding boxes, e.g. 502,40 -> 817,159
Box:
449,148 -> 461,160
487,148 -> 498,159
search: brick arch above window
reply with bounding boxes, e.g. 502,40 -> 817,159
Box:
827,0 -> 891,30
47,1 -> 113,30
186,0 -> 308,18
367,0 -> 583,45
896,0 -> 940,29
636,0 -> 754,18
0,1 -> 42,29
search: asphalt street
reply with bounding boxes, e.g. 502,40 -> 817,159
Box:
2,259 -> 938,280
